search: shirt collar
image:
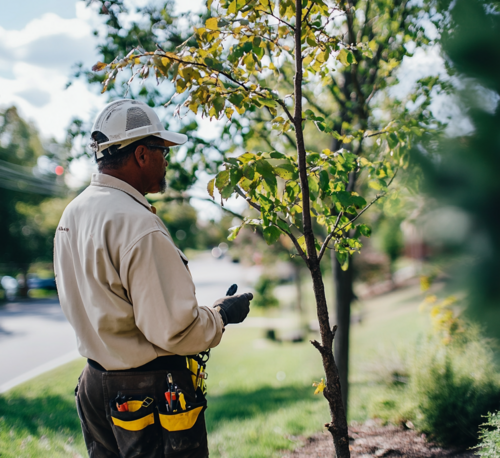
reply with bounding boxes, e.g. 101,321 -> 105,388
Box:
90,173 -> 155,213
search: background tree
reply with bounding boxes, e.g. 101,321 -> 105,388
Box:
0,107 -> 67,292
417,0 -> 500,340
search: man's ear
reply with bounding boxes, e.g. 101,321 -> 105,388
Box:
134,145 -> 149,168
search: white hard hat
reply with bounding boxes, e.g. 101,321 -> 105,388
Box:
90,99 -> 188,161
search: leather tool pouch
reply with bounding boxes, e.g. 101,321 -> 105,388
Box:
103,368 -> 208,458
109,395 -> 159,458
104,372 -> 163,458
158,389 -> 207,455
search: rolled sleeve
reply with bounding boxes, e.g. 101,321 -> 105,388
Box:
120,230 -> 224,355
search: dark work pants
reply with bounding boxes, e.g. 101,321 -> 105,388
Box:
75,361 -> 209,458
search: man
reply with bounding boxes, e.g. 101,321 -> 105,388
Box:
54,99 -> 253,458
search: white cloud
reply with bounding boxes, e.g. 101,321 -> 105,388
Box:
0,0 -> 222,192
0,4 -> 104,142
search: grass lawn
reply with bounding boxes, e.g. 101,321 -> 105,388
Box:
0,284 -> 428,457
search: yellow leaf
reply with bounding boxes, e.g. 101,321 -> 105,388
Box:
225,107 -> 234,119
92,61 -> 108,72
269,62 -> 276,70
207,0 -> 213,9
161,57 -> 170,66
207,178 -> 215,198
336,48 -> 350,66
227,0 -> 237,14
259,0 -> 269,7
312,378 -> 325,395
205,17 -> 218,31
135,57 -> 141,65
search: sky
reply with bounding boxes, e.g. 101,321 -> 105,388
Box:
0,0 -> 457,219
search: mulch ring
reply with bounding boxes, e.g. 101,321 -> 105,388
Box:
282,420 -> 478,457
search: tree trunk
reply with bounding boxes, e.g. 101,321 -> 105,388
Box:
17,264 -> 29,298
332,251 -> 354,413
293,0 -> 350,454
308,263 -> 351,458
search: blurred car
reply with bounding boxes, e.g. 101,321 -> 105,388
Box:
1,276 -> 19,300
27,276 -> 57,291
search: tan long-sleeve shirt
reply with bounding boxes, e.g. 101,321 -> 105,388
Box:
54,173 -> 224,370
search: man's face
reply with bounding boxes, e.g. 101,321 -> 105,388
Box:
144,139 -> 169,194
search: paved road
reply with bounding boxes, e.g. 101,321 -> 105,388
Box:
0,253 -> 261,392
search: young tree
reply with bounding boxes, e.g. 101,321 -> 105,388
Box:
92,0 -> 423,454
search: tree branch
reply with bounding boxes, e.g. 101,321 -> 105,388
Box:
194,197 -> 245,219
234,186 -> 262,212
310,339 -> 325,354
318,211 -> 343,263
303,2 -> 315,23
275,99 -> 295,124
336,169 -> 399,233
264,6 -> 295,31
234,186 -> 309,264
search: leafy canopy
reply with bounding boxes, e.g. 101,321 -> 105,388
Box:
93,0 -> 403,268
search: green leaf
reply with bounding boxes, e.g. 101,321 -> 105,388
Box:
308,175 -> 319,195
274,163 -> 296,180
213,97 -> 225,115
276,219 -> 289,232
221,184 -> 234,199
256,159 -> 277,193
387,132 -> 399,149
270,152 -> 287,159
230,168 -> 243,186
228,224 -> 243,241
243,163 -> 255,180
215,170 -> 230,190
252,37 -> 262,53
351,195 -> 367,208
336,251 -> 349,271
357,224 -> 371,237
207,178 -> 215,198
297,235 -> 307,253
263,226 -> 281,245
336,48 -> 355,66
239,152 -> 255,163
319,170 -> 329,192
229,93 -> 245,109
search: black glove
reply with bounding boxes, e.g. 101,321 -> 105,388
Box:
213,293 -> 253,325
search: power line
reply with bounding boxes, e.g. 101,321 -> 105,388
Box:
0,159 -> 67,197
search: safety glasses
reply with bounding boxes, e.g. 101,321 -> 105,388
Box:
146,144 -> 170,160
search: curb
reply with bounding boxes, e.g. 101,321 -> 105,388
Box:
0,350 -> 82,394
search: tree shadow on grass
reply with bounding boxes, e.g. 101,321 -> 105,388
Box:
0,392 -> 82,439
205,384 -> 314,432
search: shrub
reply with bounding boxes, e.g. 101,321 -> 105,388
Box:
474,411 -> 500,457
252,275 -> 279,308
406,328 -> 500,447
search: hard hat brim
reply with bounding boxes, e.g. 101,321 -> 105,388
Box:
154,130 -> 188,147
95,129 -> 188,157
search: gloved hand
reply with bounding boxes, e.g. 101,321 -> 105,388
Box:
213,293 -> 253,325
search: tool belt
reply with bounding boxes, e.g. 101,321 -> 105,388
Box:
79,355 -> 211,457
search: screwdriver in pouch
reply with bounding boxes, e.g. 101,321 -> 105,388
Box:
165,373 -> 174,411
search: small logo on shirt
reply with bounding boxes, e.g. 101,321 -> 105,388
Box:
58,226 -> 69,232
